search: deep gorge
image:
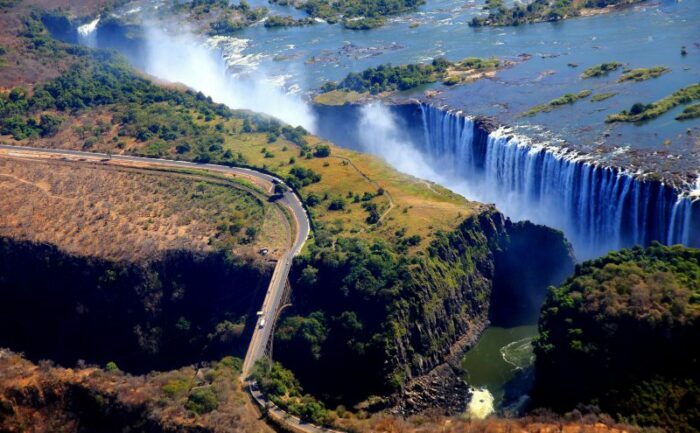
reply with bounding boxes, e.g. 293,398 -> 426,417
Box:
0,238 -> 270,373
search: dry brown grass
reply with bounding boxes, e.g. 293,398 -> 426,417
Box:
0,156 -> 289,261
0,350 -> 639,433
0,350 -> 274,433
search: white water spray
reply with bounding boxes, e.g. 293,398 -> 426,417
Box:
77,18 -> 100,48
143,27 -> 315,131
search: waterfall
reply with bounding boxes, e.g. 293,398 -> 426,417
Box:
417,104 -> 699,259
77,18 -> 100,48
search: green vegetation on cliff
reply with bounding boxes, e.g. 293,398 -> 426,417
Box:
534,243 -> 700,433
606,83 -> 700,123
274,211 -> 573,403
251,358 -> 333,425
469,0 -> 644,27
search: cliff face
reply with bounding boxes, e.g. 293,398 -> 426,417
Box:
0,238 -> 271,373
278,208 -> 574,407
391,208 -> 574,383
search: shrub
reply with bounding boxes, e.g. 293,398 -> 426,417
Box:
186,386 -> 219,414
328,197 -> 346,211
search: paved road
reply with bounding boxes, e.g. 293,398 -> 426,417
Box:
0,144 -> 310,375
0,144 -> 330,432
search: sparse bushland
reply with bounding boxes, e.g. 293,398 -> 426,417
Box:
0,351 -> 638,433
522,89 -> 592,117
269,0 -> 425,29
469,0 -> 645,27
617,66 -> 670,82
0,351 -> 269,433
581,62 -> 622,78
0,157 -> 284,261
316,56 -> 501,98
534,243 -> 700,433
606,83 -> 700,123
676,103 -> 700,120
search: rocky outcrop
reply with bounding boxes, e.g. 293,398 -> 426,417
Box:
389,362 -> 473,416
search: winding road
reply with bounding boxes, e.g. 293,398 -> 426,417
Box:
0,144 -> 345,433
0,144 -> 309,374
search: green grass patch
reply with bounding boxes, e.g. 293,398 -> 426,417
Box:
522,90 -> 592,117
590,92 -> 618,102
618,66 -> 670,82
606,83 -> 700,123
676,103 -> 700,121
313,90 -> 367,106
581,62 -> 622,79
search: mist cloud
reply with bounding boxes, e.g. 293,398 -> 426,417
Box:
143,26 -> 316,131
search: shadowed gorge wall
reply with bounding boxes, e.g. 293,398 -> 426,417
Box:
0,238 -> 270,372
275,209 -> 574,405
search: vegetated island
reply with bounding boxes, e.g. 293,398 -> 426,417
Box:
269,0 -> 425,29
617,66 -> 670,82
534,243 -> 699,433
580,61 -> 623,78
314,57 -> 502,105
521,89 -> 592,117
264,14 -> 316,28
677,103 -> 700,121
606,83 -> 700,123
590,92 -> 617,102
469,0 -> 646,27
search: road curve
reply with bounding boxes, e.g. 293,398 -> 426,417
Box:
0,144 -> 309,374
0,144 -> 343,433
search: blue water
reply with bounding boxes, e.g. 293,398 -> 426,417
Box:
72,0 -> 700,254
